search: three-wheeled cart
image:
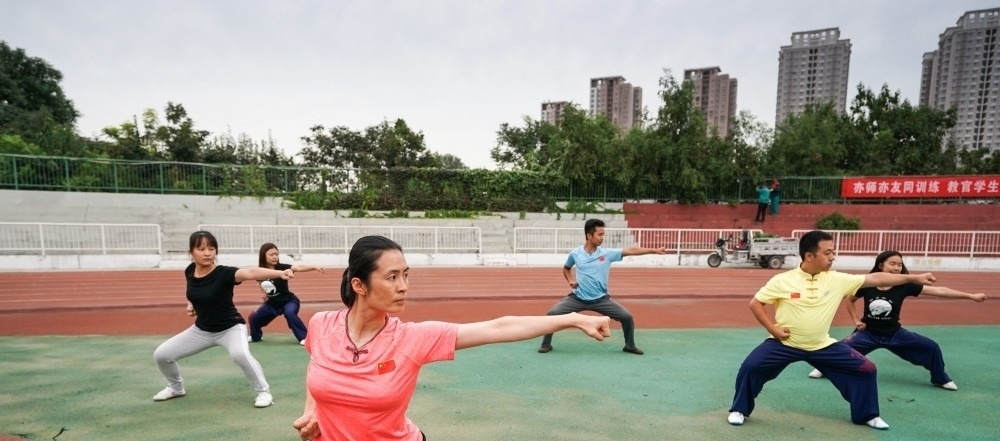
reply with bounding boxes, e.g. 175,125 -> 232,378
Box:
707,230 -> 798,269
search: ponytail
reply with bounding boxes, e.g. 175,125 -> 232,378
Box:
340,268 -> 355,307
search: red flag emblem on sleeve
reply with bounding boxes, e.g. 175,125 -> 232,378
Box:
790,292 -> 801,299
377,360 -> 396,375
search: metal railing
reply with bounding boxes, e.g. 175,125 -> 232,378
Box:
0,222 -> 162,255
7,154 -> 994,204
198,224 -> 483,255
513,228 -> 763,254
790,230 -> 1000,258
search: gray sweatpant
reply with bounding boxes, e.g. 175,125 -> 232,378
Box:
540,294 -> 638,349
153,323 -> 269,394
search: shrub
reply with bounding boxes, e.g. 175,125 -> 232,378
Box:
817,211 -> 861,230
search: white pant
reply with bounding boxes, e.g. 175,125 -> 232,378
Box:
153,323 -> 269,393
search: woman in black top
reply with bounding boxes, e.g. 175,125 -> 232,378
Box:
248,243 -> 325,345
152,231 -> 294,408
808,250 -> 987,390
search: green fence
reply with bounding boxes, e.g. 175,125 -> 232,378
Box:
0,154 -> 987,206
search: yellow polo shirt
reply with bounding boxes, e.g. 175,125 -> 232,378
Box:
754,267 -> 865,351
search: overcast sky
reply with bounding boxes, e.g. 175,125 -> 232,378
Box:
3,1 -> 997,168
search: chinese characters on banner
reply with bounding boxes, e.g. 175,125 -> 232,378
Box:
841,176 -> 1000,198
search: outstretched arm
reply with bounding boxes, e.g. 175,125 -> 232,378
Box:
921,286 -> 987,302
862,272 -> 935,288
455,313 -> 611,350
236,267 -> 294,283
291,263 -> 326,273
622,246 -> 668,257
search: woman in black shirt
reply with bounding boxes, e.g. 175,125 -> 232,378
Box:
808,250 -> 986,390
152,231 -> 294,408
248,242 -> 326,345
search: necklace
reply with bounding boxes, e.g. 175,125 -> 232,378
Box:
345,314 -> 388,363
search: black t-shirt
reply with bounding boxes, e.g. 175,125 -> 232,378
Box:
263,263 -> 298,307
185,263 -> 245,332
855,282 -> 923,335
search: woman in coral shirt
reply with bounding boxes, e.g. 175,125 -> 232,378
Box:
293,235 -> 611,441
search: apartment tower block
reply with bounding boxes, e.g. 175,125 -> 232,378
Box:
775,28 -> 852,125
921,8 -> 1000,151
684,67 -> 738,138
540,101 -> 569,125
589,76 -> 643,132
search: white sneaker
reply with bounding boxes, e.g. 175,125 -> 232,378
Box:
808,368 -> 824,378
153,387 -> 185,401
247,335 -> 252,342
938,381 -> 958,391
299,340 -> 305,346
866,417 -> 889,430
727,411 -> 745,425
254,392 -> 273,408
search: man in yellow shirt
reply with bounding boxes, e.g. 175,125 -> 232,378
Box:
726,230 -> 935,430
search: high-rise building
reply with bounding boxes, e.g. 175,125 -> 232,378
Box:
540,101 -> 569,125
683,67 -> 738,138
921,8 -> 1000,152
589,76 -> 643,131
775,28 -> 852,125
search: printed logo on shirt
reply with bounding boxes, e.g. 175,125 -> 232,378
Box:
790,292 -> 801,299
377,359 -> 396,375
869,298 -> 893,317
598,256 -> 605,262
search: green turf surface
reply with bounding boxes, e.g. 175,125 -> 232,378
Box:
0,327 -> 997,440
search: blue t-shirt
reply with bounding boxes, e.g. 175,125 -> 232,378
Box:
565,246 -> 623,301
756,187 -> 771,203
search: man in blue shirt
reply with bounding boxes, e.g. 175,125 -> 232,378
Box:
538,219 -> 668,355
754,181 -> 771,223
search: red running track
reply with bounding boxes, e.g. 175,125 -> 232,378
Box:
0,267 -> 997,336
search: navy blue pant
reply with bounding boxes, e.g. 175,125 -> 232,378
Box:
248,300 -> 307,343
730,339 -> 880,424
844,328 -> 951,385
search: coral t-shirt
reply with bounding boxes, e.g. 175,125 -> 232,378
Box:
305,309 -> 458,441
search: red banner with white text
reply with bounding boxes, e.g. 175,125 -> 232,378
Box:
841,176 -> 1000,198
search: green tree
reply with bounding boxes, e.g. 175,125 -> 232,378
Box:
431,152 -> 467,169
640,69 -> 717,203
0,41 -> 79,147
766,102 -> 851,176
550,106 -> 620,184
728,111 -> 769,178
846,84 -> 958,175
300,119 -> 436,170
101,110 -> 160,160
0,134 -> 43,155
159,102 -> 208,163
490,115 -> 561,171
